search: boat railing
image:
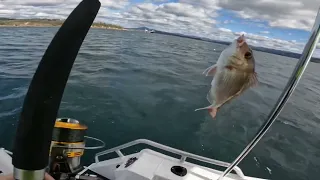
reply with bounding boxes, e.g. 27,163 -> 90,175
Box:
217,6 -> 320,180
94,139 -> 245,178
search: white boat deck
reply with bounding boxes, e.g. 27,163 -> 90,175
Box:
84,139 -> 267,180
0,139 -> 267,180
0,148 -> 13,175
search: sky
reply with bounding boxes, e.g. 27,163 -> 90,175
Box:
1,0 -> 320,57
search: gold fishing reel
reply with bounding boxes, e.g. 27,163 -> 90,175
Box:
49,118 -> 105,177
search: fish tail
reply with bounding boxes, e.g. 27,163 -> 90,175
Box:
208,107 -> 218,119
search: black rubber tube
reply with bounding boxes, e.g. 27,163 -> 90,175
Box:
12,0 -> 101,170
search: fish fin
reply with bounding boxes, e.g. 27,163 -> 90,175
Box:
203,64 -> 217,76
249,72 -> 258,87
195,104 -> 213,111
242,72 -> 258,91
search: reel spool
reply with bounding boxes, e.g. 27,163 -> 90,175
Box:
49,118 -> 105,180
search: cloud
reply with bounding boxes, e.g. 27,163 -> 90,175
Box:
0,0 -> 78,19
219,27 -> 232,33
160,3 -> 210,18
0,0 -> 66,6
151,0 -> 171,2
203,29 -> 309,56
260,31 -> 270,34
237,32 -> 304,52
100,0 -> 129,10
179,0 -> 220,10
0,0 -> 131,19
112,2 -> 218,36
217,0 -> 319,31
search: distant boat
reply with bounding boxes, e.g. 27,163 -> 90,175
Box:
145,29 -> 155,33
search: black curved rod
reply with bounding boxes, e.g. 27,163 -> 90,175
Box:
12,0 -> 101,179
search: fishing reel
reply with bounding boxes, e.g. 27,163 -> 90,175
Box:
48,118 -> 105,180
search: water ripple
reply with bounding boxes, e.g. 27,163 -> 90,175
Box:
0,28 -> 319,180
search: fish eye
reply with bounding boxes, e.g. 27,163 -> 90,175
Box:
245,51 -> 252,59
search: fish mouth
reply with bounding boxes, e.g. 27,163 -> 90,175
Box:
235,34 -> 252,60
237,34 -> 246,47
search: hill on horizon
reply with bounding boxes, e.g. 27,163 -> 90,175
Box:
0,17 -> 317,63
129,26 -> 320,63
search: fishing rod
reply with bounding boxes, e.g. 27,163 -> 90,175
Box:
12,0 -> 100,179
217,7 -> 320,180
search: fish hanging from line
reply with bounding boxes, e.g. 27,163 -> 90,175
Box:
195,34 -> 258,119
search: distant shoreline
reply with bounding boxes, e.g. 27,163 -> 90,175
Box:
0,18 -> 125,30
0,25 -> 127,30
1,18 -> 320,62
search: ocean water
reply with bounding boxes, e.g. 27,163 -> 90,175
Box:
1,28 -> 320,180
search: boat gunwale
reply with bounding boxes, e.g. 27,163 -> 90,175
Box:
94,138 -> 246,178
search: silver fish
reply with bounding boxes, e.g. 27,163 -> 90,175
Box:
195,34 -> 258,119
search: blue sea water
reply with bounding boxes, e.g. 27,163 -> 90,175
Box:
1,27 -> 320,180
